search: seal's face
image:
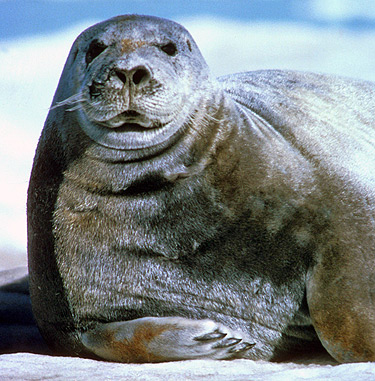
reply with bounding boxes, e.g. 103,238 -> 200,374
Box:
60,15 -> 211,150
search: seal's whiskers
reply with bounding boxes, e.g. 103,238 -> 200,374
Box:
50,93 -> 87,111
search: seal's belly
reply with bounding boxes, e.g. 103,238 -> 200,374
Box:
53,182 -> 324,358
59,237 -> 316,359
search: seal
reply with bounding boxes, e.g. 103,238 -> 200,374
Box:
27,15 -> 375,364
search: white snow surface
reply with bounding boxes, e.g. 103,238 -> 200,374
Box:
0,354 -> 374,381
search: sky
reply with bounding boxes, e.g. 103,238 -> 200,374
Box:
2,0 -> 375,40
1,0 -> 375,265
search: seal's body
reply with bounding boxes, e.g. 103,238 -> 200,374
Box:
28,15 -> 375,363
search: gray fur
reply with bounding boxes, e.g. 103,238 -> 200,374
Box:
28,15 -> 375,363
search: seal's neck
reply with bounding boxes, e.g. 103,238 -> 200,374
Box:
60,90 -> 228,195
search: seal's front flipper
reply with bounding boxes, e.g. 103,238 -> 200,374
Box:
81,316 -> 255,363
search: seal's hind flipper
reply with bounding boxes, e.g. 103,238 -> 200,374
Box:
307,250 -> 375,363
81,316 -> 255,363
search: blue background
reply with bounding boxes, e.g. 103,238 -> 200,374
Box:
1,0 -> 375,40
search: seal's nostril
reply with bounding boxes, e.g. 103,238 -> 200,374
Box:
89,81 -> 103,99
113,67 -> 150,86
114,69 -> 128,84
132,68 -> 150,86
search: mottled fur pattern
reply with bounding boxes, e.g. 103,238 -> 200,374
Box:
28,15 -> 375,363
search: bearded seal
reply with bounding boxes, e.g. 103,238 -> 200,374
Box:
28,15 -> 375,364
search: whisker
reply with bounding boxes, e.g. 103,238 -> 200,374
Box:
66,105 -> 84,112
50,92 -> 87,111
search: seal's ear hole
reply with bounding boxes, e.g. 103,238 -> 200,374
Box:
86,40 -> 107,65
160,42 -> 178,57
186,40 -> 192,52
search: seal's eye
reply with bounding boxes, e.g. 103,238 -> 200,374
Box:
86,40 -> 107,65
160,42 -> 178,56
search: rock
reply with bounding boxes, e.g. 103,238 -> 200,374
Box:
0,267 -> 49,355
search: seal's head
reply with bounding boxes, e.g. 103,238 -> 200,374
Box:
54,15 -> 211,151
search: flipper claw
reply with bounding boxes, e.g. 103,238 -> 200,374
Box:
194,329 -> 227,342
228,342 -> 256,354
213,337 -> 242,348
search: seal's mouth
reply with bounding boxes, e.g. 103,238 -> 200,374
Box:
112,122 -> 166,133
120,110 -> 142,119
77,100 -> 185,151
115,111 -> 146,132
100,109 -> 168,132
101,109 -> 164,131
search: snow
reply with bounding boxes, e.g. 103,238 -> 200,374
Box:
0,353 -> 375,380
